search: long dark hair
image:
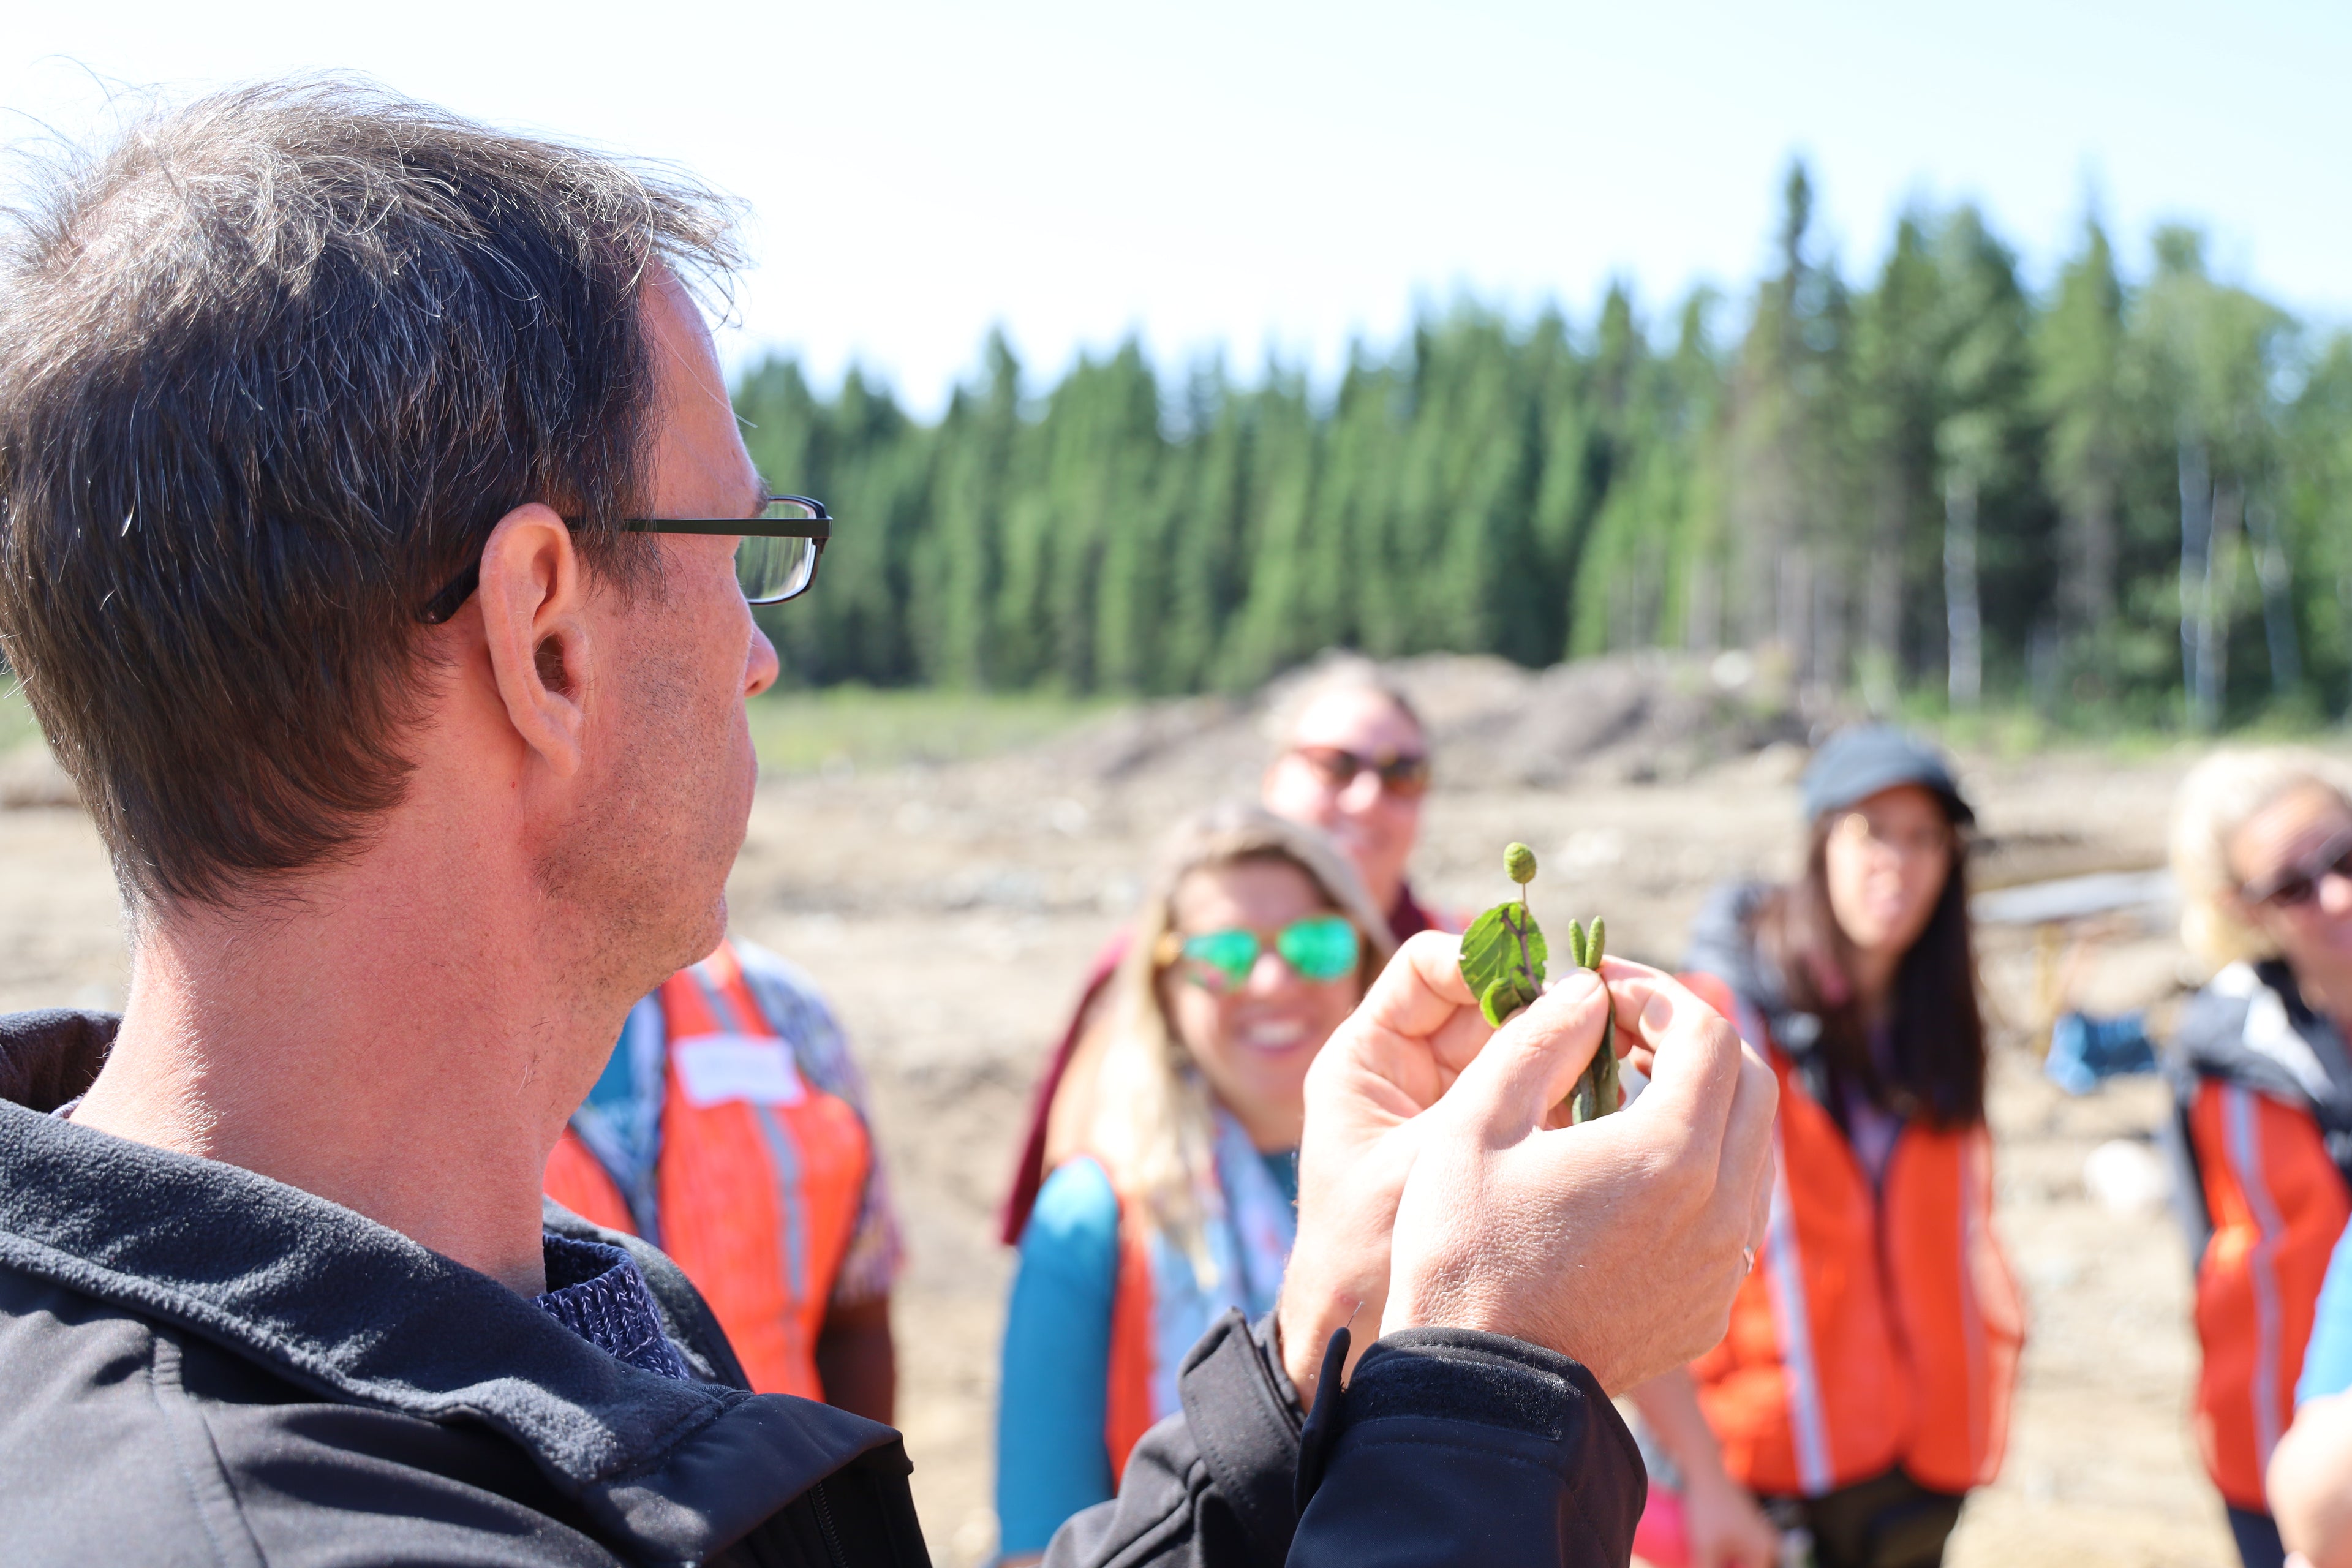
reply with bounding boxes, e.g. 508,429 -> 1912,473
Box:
1753,808 -> 1988,1128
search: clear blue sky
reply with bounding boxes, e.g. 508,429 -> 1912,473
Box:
6,0 -> 2345,415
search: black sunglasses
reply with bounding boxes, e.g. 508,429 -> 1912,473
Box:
417,495 -> 832,625
2244,832 -> 2352,910
1291,744 -> 1432,799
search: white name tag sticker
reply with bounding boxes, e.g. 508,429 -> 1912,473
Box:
673,1034 -> 806,1108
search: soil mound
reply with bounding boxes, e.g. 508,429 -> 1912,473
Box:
1023,649 -> 1807,796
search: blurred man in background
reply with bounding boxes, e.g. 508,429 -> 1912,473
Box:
1257,660 -> 1443,938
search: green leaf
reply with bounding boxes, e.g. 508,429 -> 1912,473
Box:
1461,902 -> 1547,1021
1480,973 -> 1540,1027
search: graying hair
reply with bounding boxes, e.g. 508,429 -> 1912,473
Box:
0,78 -> 741,907
1261,652 -> 1425,749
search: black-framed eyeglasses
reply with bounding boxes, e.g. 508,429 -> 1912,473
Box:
416,495 -> 832,625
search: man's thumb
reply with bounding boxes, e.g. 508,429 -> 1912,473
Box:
1441,968 -> 1609,1131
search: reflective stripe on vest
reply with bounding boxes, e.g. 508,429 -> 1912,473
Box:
2223,1085 -> 2286,1471
1683,970 -> 2021,1499
544,941 -> 872,1399
2188,1079 -> 2349,1509
1761,1114 -> 1835,1496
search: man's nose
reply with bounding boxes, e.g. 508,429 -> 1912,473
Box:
1337,766 -> 1385,814
744,620 -> 781,699
2319,869 -> 2352,918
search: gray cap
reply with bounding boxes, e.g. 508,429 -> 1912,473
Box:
1800,724 -> 1974,826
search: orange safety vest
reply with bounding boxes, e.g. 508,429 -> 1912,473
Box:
545,941 -> 872,1400
1104,1198 -> 1159,1480
2185,1079 -> 2351,1510
1684,972 -> 2024,1499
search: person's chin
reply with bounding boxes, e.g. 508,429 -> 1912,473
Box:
1860,905 -> 1917,943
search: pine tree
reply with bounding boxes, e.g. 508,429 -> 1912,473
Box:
1847,213 -> 1945,703
2136,227 -> 2294,726
1931,206 -> 2046,709
718,167 -> 2350,726
1722,162 -> 1856,687
2036,216 -> 2130,686
918,331 -> 1021,687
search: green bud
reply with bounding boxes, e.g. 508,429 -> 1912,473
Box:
1504,842 -> 1537,885
1586,916 -> 1607,968
1565,919 -> 1587,968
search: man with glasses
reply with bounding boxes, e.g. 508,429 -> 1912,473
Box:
1259,661 -> 1446,941
0,81 -> 1774,1567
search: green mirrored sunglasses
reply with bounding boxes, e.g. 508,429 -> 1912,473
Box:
1164,913 -> 1361,990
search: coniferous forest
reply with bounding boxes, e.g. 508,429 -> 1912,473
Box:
737,166 -> 2352,729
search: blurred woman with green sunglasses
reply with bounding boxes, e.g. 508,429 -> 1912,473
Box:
993,805 -> 1395,1562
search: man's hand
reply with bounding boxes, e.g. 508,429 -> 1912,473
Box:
1378,957 -> 1775,1393
1275,931 -> 1501,1404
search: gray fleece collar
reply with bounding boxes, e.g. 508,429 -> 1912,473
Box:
0,1096 -> 891,1562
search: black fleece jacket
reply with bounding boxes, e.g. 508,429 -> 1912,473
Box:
0,1009 -> 1644,1566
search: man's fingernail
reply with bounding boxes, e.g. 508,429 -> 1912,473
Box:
1642,993 -> 1673,1034
1554,970 -> 1602,1003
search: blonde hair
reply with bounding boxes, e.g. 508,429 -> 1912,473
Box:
1082,804 -> 1395,1269
2171,748 -> 2352,969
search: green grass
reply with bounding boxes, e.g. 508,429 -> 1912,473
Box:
5,662 -> 2337,777
744,684 -> 1115,774
1893,688 -> 2351,763
0,674 -> 1110,773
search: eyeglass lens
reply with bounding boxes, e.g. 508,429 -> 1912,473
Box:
737,498 -> 824,605
1180,915 -> 1360,988
1298,745 -> 1430,798
2260,841 -> 2352,908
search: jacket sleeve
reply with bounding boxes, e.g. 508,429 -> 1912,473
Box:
1290,1328 -> 1645,1568
1044,1311 -> 1645,1568
1045,1310 -> 1300,1568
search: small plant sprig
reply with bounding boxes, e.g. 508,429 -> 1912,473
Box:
1457,842 -> 1623,1124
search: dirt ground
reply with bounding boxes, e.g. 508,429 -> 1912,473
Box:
4,660 -> 2332,1567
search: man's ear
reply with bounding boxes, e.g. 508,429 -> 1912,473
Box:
475,503 -> 592,778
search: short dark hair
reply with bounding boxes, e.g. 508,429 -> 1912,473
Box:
0,79 -> 739,907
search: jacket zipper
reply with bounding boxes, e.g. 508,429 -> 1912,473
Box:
809,1478 -> 848,1567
